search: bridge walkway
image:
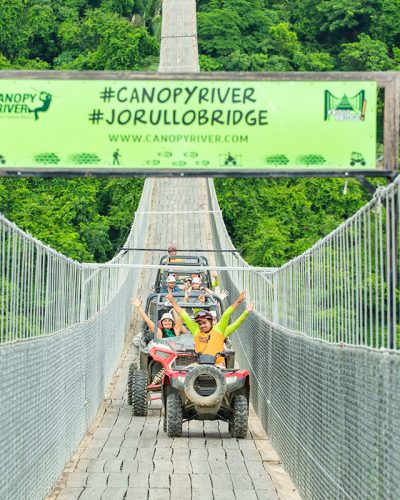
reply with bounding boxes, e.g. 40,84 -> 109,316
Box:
48,179 -> 298,500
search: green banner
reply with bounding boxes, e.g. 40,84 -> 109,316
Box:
0,79 -> 376,169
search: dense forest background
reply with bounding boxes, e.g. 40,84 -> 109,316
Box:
0,0 -> 397,265
197,0 -> 400,72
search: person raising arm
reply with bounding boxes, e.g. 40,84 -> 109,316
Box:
225,302 -> 255,336
131,297 -> 182,339
166,290 -> 248,365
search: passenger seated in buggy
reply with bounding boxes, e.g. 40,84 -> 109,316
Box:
166,290 -> 253,366
131,297 -> 183,338
161,274 -> 180,293
184,276 -> 229,302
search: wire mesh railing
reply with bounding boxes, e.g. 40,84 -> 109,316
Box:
0,181 -> 151,344
208,177 -> 400,500
0,180 -> 152,500
208,177 -> 399,350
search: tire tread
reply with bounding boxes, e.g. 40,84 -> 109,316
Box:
166,392 -> 182,437
230,395 -> 248,439
132,369 -> 148,416
127,363 -> 135,405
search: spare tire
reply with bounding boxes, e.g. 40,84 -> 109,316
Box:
184,364 -> 226,407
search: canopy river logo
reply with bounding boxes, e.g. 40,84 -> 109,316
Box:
0,91 -> 52,120
324,90 -> 366,122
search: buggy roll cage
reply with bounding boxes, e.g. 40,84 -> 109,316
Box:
154,255 -> 213,292
159,254 -> 209,266
121,248 -> 238,255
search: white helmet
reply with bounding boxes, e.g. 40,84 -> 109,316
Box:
166,275 -> 176,283
160,313 -> 174,323
192,277 -> 201,284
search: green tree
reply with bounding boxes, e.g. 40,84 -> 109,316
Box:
215,178 -> 373,267
25,1 -> 58,62
0,0 -> 30,59
339,33 -> 398,70
101,0 -> 135,17
198,10 -> 243,57
56,9 -> 159,70
0,178 -> 144,262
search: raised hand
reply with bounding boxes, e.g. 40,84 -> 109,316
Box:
219,289 -> 229,301
246,302 -> 255,312
238,290 -> 246,303
131,297 -> 141,308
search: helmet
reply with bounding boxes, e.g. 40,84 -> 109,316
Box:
166,275 -> 176,283
160,313 -> 174,323
192,277 -> 201,284
184,276 -> 193,283
194,310 -> 213,322
167,245 -> 177,252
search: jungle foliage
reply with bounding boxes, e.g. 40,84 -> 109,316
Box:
0,0 -> 397,266
0,0 -> 155,262
0,178 -> 144,262
198,0 -> 396,266
0,0 -> 161,70
197,0 -> 400,72
214,177 -> 379,267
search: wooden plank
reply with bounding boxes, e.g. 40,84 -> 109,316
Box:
383,74 -> 400,172
0,70 -> 398,85
0,168 -> 393,178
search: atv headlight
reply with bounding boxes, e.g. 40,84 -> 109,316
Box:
178,376 -> 186,384
225,376 -> 237,385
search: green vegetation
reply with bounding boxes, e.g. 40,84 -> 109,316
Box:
214,178 -> 379,267
0,0 -> 160,70
197,0 -> 396,267
197,0 -> 400,72
0,1 -> 156,262
0,178 -> 144,261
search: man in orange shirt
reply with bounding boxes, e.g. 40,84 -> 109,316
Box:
167,244 -> 183,263
166,290 -> 252,366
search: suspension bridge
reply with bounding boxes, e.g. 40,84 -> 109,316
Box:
1,1 -> 399,499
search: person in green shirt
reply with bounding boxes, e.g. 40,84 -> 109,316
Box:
167,290 -> 253,365
212,302 -> 254,336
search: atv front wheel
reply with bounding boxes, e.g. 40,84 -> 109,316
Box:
132,370 -> 148,416
230,395 -> 248,439
166,392 -> 182,437
127,363 -> 135,405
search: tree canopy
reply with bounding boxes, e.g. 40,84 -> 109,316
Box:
197,0 -> 395,267
0,178 -> 144,262
197,0 -> 400,72
0,0 -> 160,70
0,0 -> 396,266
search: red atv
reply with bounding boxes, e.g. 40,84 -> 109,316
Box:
139,338 -> 250,438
